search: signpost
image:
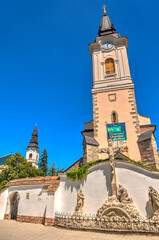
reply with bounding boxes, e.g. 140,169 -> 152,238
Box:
106,122 -> 127,142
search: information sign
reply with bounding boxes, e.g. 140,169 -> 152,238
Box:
106,122 -> 127,141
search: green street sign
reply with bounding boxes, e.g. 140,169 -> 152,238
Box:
107,126 -> 121,133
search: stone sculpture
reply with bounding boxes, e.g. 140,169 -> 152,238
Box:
75,189 -> 84,213
117,184 -> 133,203
149,186 -> 159,220
107,138 -> 117,196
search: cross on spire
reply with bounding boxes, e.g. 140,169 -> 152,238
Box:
102,5 -> 107,16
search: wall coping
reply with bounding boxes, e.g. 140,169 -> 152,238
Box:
6,176 -> 60,187
59,159 -> 159,179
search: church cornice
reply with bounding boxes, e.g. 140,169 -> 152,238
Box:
91,83 -> 134,94
89,36 -> 128,55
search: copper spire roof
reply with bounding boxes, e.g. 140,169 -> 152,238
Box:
27,125 -> 39,150
98,7 -> 116,36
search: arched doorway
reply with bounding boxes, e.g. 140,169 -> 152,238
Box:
10,192 -> 20,220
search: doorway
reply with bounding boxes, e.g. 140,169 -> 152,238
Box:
10,192 -> 20,220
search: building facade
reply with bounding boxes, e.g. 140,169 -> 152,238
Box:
0,153 -> 13,173
81,7 -> 159,168
1,7 -> 159,234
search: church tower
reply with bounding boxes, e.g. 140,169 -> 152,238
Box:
82,6 -> 159,168
26,124 -> 40,168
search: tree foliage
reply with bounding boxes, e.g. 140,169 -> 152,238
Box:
0,153 -> 44,191
48,163 -> 63,176
38,149 -> 48,176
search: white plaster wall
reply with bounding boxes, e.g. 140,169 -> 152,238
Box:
116,161 -> 159,219
2,161 -> 159,221
0,189 -> 8,219
55,162 -> 111,215
56,161 -> 159,219
5,185 -> 54,218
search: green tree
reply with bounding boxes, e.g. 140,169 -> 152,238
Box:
48,163 -> 56,176
56,166 -> 64,175
0,153 -> 44,191
48,163 -> 63,176
38,149 -> 48,176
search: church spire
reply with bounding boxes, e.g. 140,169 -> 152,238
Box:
98,5 -> 116,36
28,124 -> 39,150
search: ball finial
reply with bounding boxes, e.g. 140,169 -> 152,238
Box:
102,5 -> 107,16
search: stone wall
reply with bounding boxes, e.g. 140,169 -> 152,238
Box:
64,159 -> 81,173
138,138 -> 156,168
138,135 -> 159,169
17,215 -> 55,226
4,214 -> 55,226
83,143 -> 98,164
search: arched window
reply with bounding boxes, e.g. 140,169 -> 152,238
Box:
111,111 -> 118,124
105,58 -> 115,74
29,153 -> 32,159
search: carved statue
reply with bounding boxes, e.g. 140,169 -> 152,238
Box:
149,186 -> 159,213
117,184 -> 132,204
107,139 -> 117,196
75,189 -> 84,213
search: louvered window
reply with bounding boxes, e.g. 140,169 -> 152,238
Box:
105,58 -> 115,74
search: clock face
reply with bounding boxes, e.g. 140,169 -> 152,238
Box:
102,41 -> 113,50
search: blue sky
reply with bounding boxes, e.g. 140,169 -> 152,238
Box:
0,0 -> 159,170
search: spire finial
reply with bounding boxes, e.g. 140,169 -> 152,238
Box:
35,122 -> 37,127
102,5 -> 107,16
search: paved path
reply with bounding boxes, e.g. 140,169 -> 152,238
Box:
1,220 -> 159,240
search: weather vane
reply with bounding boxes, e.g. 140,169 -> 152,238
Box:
102,5 -> 107,16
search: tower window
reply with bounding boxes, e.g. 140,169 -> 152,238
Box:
105,58 -> 115,74
111,111 -> 118,124
29,153 -> 32,159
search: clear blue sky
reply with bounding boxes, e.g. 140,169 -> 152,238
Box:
0,0 -> 159,170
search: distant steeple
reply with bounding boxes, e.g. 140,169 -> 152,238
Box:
26,124 -> 40,169
28,124 -> 39,150
98,5 -> 116,36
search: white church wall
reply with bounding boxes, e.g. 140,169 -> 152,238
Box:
5,185 -> 54,218
56,161 -> 159,219
115,161 -> 159,219
45,193 -> 55,218
56,162 -> 112,215
0,189 -> 8,219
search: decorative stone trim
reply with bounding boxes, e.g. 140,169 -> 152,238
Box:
93,93 -> 99,138
128,89 -> 141,137
55,212 -> 159,234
